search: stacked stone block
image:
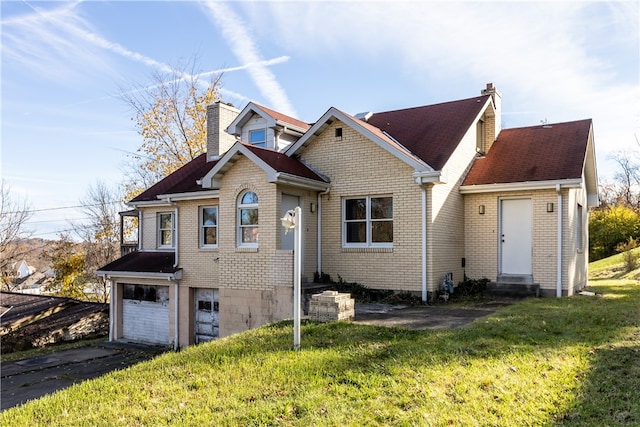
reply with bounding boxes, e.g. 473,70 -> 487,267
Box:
308,290 -> 355,322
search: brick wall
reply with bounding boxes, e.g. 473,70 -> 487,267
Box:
463,188 -> 585,294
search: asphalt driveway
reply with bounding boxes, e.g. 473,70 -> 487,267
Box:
1,341 -> 167,411
1,298 -> 514,411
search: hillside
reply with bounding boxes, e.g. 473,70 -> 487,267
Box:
2,276 -> 638,426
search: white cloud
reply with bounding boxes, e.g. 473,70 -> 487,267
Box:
200,2 -> 297,117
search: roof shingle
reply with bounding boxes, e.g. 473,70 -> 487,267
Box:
462,119 -> 592,186
367,95 -> 491,170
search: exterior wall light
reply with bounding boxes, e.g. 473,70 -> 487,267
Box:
479,205 -> 485,215
547,203 -> 554,213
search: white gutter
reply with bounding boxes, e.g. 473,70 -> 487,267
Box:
556,184 -> 563,298
317,187 -> 331,274
460,179 -> 582,194
156,190 -> 220,201
421,186 -> 428,302
96,270 -> 183,280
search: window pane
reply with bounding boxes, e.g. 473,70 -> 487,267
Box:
241,191 -> 259,205
372,221 -> 393,243
345,198 -> 366,220
160,213 -> 172,229
241,208 -> 258,225
242,227 -> 259,243
202,207 -> 217,226
249,129 -> 266,144
371,197 -> 392,219
204,227 -> 217,245
161,230 -> 172,246
346,222 -> 366,243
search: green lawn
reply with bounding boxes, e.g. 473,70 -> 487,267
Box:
2,280 -> 639,426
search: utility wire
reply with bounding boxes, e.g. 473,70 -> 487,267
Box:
4,201 -> 124,215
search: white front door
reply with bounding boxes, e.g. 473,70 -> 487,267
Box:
281,194 -> 300,250
500,198 -> 532,275
194,288 -> 219,344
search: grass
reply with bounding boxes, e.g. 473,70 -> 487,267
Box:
2,257 -> 639,426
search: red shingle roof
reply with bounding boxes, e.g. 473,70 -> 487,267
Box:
462,119 -> 592,185
252,103 -> 311,131
130,153 -> 214,203
242,143 -> 328,182
367,95 -> 491,170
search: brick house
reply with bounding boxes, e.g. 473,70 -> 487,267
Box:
96,83 -> 599,348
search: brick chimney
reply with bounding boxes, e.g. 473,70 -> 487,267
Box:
480,83 -> 502,151
206,102 -> 240,161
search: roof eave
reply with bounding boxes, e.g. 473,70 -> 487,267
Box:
460,178 -> 583,194
95,269 -> 183,281
156,190 -> 220,202
270,172 -> 330,191
413,171 -> 444,184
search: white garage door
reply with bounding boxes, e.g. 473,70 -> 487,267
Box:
122,284 -> 169,344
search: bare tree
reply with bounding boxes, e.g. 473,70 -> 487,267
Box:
71,181 -> 124,302
0,180 -> 33,291
119,57 -> 223,200
609,151 -> 640,209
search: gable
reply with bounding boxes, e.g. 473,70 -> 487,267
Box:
201,142 -> 329,191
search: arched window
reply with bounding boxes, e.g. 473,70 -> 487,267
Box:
238,191 -> 259,247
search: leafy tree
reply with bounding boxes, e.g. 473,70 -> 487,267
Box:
120,58 -> 223,200
72,181 -> 124,302
47,235 -> 86,300
589,205 -> 640,260
0,180 -> 33,291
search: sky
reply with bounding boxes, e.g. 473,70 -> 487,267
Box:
1,0 -> 639,240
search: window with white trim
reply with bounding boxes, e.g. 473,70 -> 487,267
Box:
343,196 -> 393,247
200,206 -> 218,248
249,129 -> 266,147
238,191 -> 259,247
158,212 -> 175,248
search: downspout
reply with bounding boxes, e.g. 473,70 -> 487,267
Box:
421,186 -> 428,302
108,277 -> 114,341
317,187 -> 331,275
556,184 -> 563,298
168,198 -> 180,350
137,209 -> 143,251
174,279 -> 179,351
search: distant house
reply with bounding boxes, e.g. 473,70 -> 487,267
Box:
15,260 -> 35,280
97,83 -> 599,348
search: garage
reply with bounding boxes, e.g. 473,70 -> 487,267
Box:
122,284 -> 170,344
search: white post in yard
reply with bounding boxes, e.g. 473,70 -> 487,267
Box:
293,206 -> 302,350
281,206 -> 303,350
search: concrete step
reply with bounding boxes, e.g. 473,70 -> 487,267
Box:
485,281 -> 540,298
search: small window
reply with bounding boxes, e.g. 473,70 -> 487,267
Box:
158,212 -> 175,248
577,204 -> 583,250
123,284 -> 168,303
200,206 -> 218,247
343,196 -> 393,247
249,129 -> 266,147
335,127 -> 343,138
476,119 -> 485,153
238,191 -> 259,247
